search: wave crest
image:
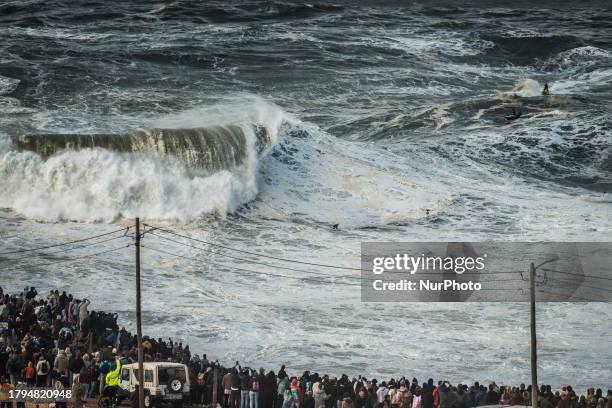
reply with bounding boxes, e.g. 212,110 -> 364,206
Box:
0,104 -> 283,223
12,124 -> 273,173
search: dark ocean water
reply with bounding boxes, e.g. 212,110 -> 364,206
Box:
1,0 -> 611,192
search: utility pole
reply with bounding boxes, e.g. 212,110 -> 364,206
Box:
135,218 -> 145,408
530,262 -> 538,408
212,366 -> 219,407
524,256 -> 556,408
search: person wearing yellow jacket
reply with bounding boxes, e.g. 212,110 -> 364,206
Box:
103,357 -> 122,402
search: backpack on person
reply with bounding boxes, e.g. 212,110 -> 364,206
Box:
40,360 -> 50,375
99,360 -> 111,374
7,357 -> 20,374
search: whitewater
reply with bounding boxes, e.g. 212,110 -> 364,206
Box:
1,0 -> 611,389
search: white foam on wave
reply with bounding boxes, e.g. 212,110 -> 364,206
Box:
0,75 -> 30,115
544,46 -> 611,72
149,95 -> 284,134
256,118 -> 453,229
370,32 -> 494,57
551,68 -> 612,94
545,46 -> 612,94
0,148 -> 250,222
0,75 -> 20,95
0,99 -> 283,223
495,47 -> 612,98
498,78 -> 542,98
3,26 -> 115,42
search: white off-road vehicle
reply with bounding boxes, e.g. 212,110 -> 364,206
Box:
118,362 -> 190,408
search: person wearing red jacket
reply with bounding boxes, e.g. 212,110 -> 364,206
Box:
433,385 -> 439,408
23,361 -> 35,386
291,377 -> 302,407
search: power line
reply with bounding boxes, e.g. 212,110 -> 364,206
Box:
143,224 -> 532,277
145,231 -> 530,283
144,224 -> 363,271
147,231 -> 360,279
0,234 -> 129,262
11,244 -> 131,269
381,270 -> 525,276
0,227 -> 130,256
536,288 -> 600,302
142,244 -> 361,286
541,267 -> 612,282
142,244 -> 527,293
145,224 -> 361,271
544,278 -> 612,293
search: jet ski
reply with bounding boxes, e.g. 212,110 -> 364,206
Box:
505,108 -> 522,121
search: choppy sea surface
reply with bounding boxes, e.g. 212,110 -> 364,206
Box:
1,0 -> 611,388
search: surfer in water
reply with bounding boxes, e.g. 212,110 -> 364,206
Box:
505,107 -> 522,121
542,82 -> 550,96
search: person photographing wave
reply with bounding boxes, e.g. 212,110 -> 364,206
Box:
101,356 -> 122,408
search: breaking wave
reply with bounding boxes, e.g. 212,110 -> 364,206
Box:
12,124 -> 274,173
0,103 -> 283,223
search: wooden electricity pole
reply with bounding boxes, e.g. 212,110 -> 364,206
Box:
135,218 -> 145,408
530,262 -> 538,408
212,367 -> 219,407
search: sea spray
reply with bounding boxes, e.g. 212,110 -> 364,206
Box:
0,105 -> 283,222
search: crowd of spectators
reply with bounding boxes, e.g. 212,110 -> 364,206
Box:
1,287 -> 610,408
